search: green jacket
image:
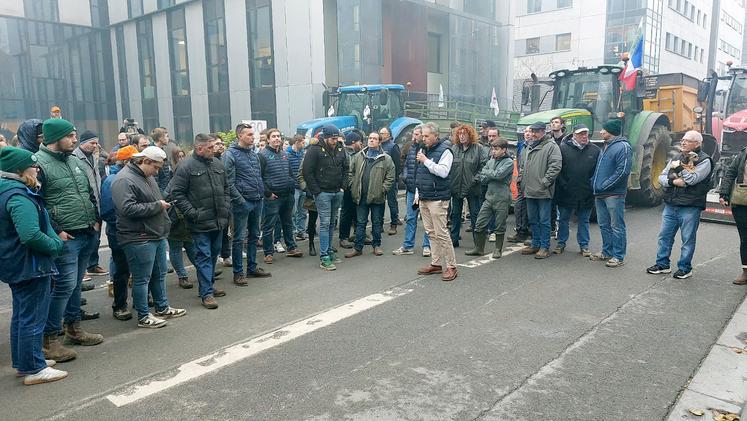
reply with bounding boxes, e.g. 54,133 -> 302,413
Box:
35,145 -> 97,231
519,137 -> 562,199
479,155 -> 514,204
348,147 -> 395,205
449,142 -> 488,198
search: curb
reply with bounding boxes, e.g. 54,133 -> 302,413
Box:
667,293 -> 747,420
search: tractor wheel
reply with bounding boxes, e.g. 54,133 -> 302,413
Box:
627,124 -> 671,207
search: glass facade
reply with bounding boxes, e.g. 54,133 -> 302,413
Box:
247,0 -> 277,128
115,25 -> 131,119
0,16 -> 117,142
204,0 -> 230,132
137,18 -> 159,132
448,13 -> 502,104
605,0 -> 663,73
337,0 -> 384,85
168,7 -> 192,144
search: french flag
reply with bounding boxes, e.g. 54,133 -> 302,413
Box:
619,31 -> 643,91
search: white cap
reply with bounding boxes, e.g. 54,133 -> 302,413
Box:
133,146 -> 167,162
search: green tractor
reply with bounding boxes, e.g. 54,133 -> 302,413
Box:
517,65 -> 673,206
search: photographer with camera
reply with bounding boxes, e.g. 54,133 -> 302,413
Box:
119,118 -> 145,136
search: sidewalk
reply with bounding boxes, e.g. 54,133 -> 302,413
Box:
667,294 -> 747,420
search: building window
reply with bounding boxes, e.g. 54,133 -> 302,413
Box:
556,33 -> 571,51
527,0 -> 541,14
168,8 -> 192,144
128,0 -> 143,18
23,0 -> 58,22
557,0 -> 573,8
703,13 -> 707,28
203,0 -> 230,132
158,0 -> 175,9
115,26 -> 130,119
428,32 -> 441,73
137,18 -> 159,131
526,37 -> 540,54
722,10 -> 743,34
247,0 -> 277,127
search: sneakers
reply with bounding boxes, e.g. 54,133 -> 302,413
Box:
23,367 -> 68,385
646,264 -> 671,274
580,248 -> 591,257
552,245 -> 565,254
154,306 -> 187,319
388,225 -> 397,235
202,296 -> 219,309
605,258 -> 625,268
488,233 -> 496,242
673,269 -> 692,279
222,257 -> 233,267
320,256 -> 337,271
329,251 -> 342,264
373,247 -> 384,256
264,255 -> 273,264
113,308 -> 133,321
589,252 -> 611,262
138,313 -> 167,328
295,232 -> 307,241
392,247 -> 414,256
422,247 -> 431,257
274,241 -> 286,253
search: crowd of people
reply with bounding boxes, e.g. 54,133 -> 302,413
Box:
1,110 -> 746,386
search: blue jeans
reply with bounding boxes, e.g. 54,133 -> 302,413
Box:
168,239 -> 196,278
450,194 -> 481,243
595,195 -> 627,260
526,198 -> 553,249
557,206 -> 593,249
262,193 -> 297,255
402,191 -> 430,250
293,189 -> 307,234
110,247 -> 130,311
315,191 -> 343,259
123,239 -> 170,319
386,185 -> 400,224
10,277 -> 51,375
45,231 -> 95,335
655,204 -> 701,273
192,230 -> 222,299
232,200 -> 261,275
87,229 -> 102,270
355,201 -> 385,250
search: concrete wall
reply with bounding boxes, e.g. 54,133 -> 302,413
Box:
59,0 -> 92,26
0,0 -> 24,17
108,0 -> 128,24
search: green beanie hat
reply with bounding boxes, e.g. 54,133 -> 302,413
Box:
0,146 -> 38,173
603,119 -> 622,136
42,118 -> 76,145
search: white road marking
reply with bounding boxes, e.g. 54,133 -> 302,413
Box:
457,244 -> 523,268
106,287 -> 413,407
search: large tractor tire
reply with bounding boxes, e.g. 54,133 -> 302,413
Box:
627,124 -> 672,207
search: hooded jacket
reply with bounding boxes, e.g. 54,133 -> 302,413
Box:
111,162 -> 170,245
16,119 -> 43,153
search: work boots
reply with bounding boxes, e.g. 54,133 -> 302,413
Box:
308,235 -> 317,256
63,322 -> 103,346
465,232 -> 487,256
492,234 -> 505,259
43,335 -> 77,362
734,269 -> 747,285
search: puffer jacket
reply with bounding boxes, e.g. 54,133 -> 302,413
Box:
170,153 -> 230,232
302,140 -> 349,196
449,142 -> 488,198
591,136 -> 633,196
556,139 -> 600,209
111,162 -> 170,245
519,137 -> 562,199
349,147 -> 395,205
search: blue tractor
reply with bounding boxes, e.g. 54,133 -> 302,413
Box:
296,84 -> 422,147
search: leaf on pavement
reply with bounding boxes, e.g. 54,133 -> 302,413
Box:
688,408 -> 705,416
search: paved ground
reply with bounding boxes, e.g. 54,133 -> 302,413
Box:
0,205 -> 744,420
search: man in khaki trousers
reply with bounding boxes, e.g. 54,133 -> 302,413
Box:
414,122 -> 457,281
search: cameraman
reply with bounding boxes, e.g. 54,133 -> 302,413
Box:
119,118 -> 145,135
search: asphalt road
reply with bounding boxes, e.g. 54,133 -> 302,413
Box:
0,205 -> 744,421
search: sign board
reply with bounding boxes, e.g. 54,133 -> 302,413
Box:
240,120 -> 268,137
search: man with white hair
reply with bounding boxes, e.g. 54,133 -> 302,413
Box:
646,130 -> 713,279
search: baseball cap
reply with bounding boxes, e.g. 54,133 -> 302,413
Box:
481,120 -> 497,128
572,123 -> 590,134
132,146 -> 167,162
529,121 -> 546,130
320,125 -> 341,139
344,131 -> 363,146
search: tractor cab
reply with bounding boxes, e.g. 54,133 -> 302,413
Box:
517,65 -> 632,141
